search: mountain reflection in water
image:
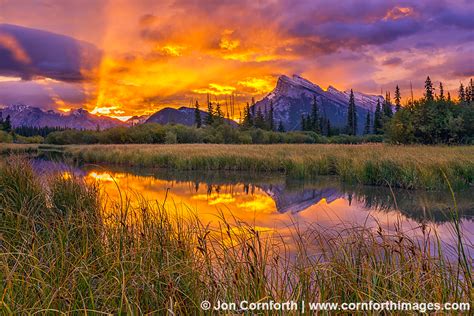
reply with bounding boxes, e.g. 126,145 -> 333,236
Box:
32,160 -> 473,256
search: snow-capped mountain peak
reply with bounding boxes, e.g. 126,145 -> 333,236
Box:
253,74 -> 384,133
0,105 -> 125,130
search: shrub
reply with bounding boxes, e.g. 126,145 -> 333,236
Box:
165,131 -> 178,144
0,130 -> 13,143
14,135 -> 44,144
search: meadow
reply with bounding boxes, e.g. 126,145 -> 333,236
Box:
57,143 -> 474,190
0,158 -> 472,314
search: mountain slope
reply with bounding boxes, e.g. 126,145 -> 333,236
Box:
252,75 -> 383,133
0,104 -> 125,130
260,184 -> 343,214
145,107 -> 237,126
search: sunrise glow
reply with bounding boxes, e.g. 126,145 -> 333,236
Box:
0,0 -> 472,119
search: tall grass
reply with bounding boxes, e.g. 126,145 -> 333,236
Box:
63,144 -> 474,190
0,144 -> 38,156
0,158 -> 471,314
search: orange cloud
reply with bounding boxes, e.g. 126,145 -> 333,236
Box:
1,0 -> 471,117
383,7 -> 414,21
193,83 -> 236,96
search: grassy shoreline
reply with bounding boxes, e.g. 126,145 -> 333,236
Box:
59,144 -> 474,190
0,158 -> 472,314
1,143 -> 473,189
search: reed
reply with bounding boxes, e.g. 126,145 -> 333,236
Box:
62,144 -> 474,190
0,158 -> 471,314
0,143 -> 38,156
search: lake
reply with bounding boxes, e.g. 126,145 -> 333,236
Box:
33,159 -> 474,258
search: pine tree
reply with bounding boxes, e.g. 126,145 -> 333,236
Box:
447,91 -> 451,102
424,76 -> 434,102
438,82 -> 444,101
254,108 -> 265,129
394,85 -> 401,111
215,103 -> 223,122
194,101 -> 202,128
3,115 -> 11,133
373,99 -> 383,134
346,89 -> 357,135
277,121 -> 285,132
301,114 -> 309,131
352,91 -> 357,135
459,83 -> 465,103
364,110 -> 371,135
205,94 -> 214,126
251,97 -> 256,117
326,119 -> 332,137
310,96 -> 320,133
469,78 -> 474,103
242,103 -> 253,128
267,101 -> 275,131
383,91 -> 393,118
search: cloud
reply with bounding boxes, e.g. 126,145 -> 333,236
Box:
0,0 -> 472,115
0,78 -> 88,109
435,9 -> 474,29
286,16 -> 421,54
0,23 -> 101,81
382,57 -> 403,66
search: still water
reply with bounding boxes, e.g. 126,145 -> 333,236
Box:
33,160 -> 474,257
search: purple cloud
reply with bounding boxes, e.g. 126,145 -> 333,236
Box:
0,24 -> 101,82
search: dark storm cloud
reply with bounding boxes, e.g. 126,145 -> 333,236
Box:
287,18 -> 421,54
434,9 -> 474,30
0,24 -> 101,82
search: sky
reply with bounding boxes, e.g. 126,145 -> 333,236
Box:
0,0 -> 473,120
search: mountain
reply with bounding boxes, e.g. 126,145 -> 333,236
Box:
145,106 -> 237,126
260,184 -> 343,214
0,104 -> 125,130
252,75 -> 384,133
127,115 -> 150,125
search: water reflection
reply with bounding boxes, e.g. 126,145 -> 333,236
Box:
32,160 -> 473,257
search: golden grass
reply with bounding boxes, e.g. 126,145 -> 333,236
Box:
0,158 -> 471,314
0,143 -> 38,155
62,144 -> 474,189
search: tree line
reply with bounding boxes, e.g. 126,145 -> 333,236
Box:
0,113 -> 68,143
3,77 -> 473,145
372,77 -> 473,144
192,76 -> 474,145
0,114 -> 12,133
385,78 -> 473,144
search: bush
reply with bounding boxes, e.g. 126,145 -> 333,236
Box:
14,135 -> 44,144
44,122 -> 389,145
363,134 -> 384,143
328,134 -> 363,144
165,131 -> 178,144
284,132 -> 315,143
0,131 -> 13,143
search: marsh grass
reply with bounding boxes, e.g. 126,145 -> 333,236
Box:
0,144 -> 38,156
0,158 -> 472,314
62,144 -> 474,190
